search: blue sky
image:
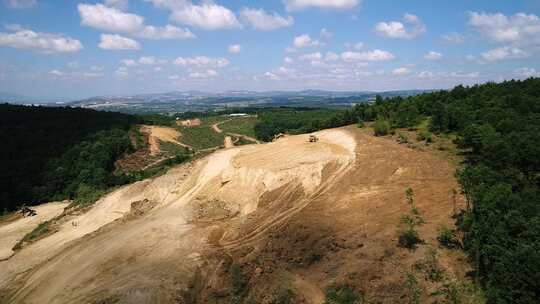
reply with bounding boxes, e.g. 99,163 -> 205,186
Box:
1,0 -> 539,99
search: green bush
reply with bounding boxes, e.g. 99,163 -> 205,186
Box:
356,118 -> 365,128
417,130 -> 433,143
398,132 -> 409,144
397,215 -> 422,249
373,119 -> 391,136
324,284 -> 364,304
437,226 -> 460,249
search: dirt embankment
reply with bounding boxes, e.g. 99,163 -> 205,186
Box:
0,126 -> 472,304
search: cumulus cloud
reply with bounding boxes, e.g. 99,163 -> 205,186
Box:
79,3 -> 195,40
0,27 -> 83,53
294,34 -> 320,48
79,3 -> 144,33
104,0 -> 128,10
240,8 -> 294,31
138,56 -> 157,65
284,0 -> 359,11
514,67 -> 540,78
136,25 -> 195,39
299,52 -> 322,61
189,69 -> 218,78
169,2 -> 241,30
468,12 -> 540,45
480,46 -> 527,61
341,49 -> 395,62
424,51 -> 442,60
98,34 -> 140,50
284,56 -> 294,64
121,59 -> 137,66
228,44 -> 241,53
174,56 -> 229,68
375,13 -> 426,39
4,0 -> 36,9
392,67 -> 410,76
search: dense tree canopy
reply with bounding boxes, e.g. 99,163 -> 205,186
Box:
0,104 -> 139,211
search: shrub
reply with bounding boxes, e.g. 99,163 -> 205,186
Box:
417,130 -> 433,143
373,119 -> 391,136
397,215 -> 422,249
398,132 -> 409,144
437,226 -> 460,249
324,284 -> 364,304
356,118 -> 365,128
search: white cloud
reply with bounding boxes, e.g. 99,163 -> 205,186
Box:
284,56 -> 294,64
98,34 -> 140,50
137,25 -> 195,39
341,49 -> 395,62
514,67 -> 540,78
450,71 -> 479,78
442,32 -> 465,44
299,52 -> 322,61
240,8 -> 294,31
294,34 -> 320,48
79,3 -> 194,40
169,2 -> 241,30
78,3 -> 144,33
138,56 -> 156,65
228,44 -> 241,53
115,66 -> 129,78
174,56 -> 229,68
169,74 -> 180,80
104,0 -> 128,10
320,28 -> 333,39
5,0 -> 36,9
121,59 -> 137,66
392,67 -> 410,76
375,13 -> 426,39
480,46 -> 527,61
424,51 -> 442,60
418,71 -> 434,78
0,27 -> 83,53
189,69 -> 218,78
284,0 -> 359,11
49,69 -> 64,76
468,12 -> 540,45
325,52 -> 339,61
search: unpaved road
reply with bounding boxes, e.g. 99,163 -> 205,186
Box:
0,202 -> 68,261
0,126 -> 470,303
141,125 -> 193,154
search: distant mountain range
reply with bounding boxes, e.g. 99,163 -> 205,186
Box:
1,89 -> 433,114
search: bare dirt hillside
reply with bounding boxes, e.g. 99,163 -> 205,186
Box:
0,126 -> 473,303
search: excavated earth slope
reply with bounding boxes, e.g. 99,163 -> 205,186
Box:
0,126 -> 469,303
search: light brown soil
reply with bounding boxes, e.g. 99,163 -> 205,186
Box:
0,202 -> 68,261
177,118 -> 202,127
0,126 -> 473,304
224,136 -> 234,148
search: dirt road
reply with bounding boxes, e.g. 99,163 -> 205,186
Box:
0,202 -> 68,261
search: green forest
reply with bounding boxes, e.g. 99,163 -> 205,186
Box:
0,104 -> 140,212
253,78 -> 538,304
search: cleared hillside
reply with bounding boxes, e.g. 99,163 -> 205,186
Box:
0,125 -> 477,303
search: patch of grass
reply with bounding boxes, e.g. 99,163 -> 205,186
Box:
414,249 -> 445,282
231,264 -> 248,298
323,284 -> 365,304
357,118 -> 365,128
404,272 -> 422,304
177,125 -> 224,150
219,117 -> 258,138
12,220 -> 56,251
